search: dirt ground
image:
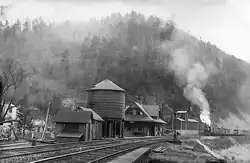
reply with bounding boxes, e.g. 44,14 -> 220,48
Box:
149,141 -> 214,163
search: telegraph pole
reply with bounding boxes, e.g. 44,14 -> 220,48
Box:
173,108 -> 177,141
0,5 -> 8,18
41,102 -> 52,141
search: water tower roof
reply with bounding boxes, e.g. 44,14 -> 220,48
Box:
88,79 -> 125,92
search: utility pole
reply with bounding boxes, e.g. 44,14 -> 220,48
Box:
41,102 -> 52,141
0,5 -> 8,19
173,108 -> 177,141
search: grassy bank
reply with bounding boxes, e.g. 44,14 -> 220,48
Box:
201,136 -> 250,150
147,136 -> 250,163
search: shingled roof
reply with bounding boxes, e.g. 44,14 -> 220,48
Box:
88,79 -> 125,92
53,110 -> 92,123
125,102 -> 166,124
78,106 -> 104,122
143,105 -> 160,117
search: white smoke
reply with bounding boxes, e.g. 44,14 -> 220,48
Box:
168,48 -> 217,126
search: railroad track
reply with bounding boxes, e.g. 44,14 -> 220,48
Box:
0,136 -> 162,152
0,139 -> 114,152
0,137 -> 166,163
0,142 -> 30,148
29,137 -> 167,163
0,139 -> 123,161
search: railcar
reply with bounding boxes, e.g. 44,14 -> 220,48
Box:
202,125 -> 249,136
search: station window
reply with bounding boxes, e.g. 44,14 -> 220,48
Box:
136,111 -> 141,115
137,128 -> 143,132
9,107 -> 13,113
127,111 -> 133,115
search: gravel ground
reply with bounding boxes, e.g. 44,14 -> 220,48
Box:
216,144 -> 250,163
148,141 -> 214,163
201,136 -> 250,163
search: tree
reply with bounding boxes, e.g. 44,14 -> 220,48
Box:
0,56 -> 29,124
16,106 -> 35,138
0,11 -> 247,129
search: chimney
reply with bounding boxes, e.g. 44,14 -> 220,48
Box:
136,96 -> 144,105
159,104 -> 164,119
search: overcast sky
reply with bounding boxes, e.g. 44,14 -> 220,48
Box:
1,0 -> 250,62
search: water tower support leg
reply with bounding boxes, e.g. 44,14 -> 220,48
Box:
109,120 -> 112,137
114,121 -> 117,138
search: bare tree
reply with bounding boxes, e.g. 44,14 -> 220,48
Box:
0,56 -> 29,125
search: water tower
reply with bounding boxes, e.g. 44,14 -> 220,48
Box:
87,79 -> 125,138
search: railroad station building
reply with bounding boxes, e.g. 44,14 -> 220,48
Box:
53,107 -> 103,142
124,100 -> 166,137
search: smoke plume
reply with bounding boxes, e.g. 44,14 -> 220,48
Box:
167,48 -> 217,125
218,112 -> 250,130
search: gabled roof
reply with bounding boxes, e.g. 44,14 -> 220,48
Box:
154,119 -> 167,124
143,105 -> 160,117
176,117 -> 198,123
176,111 -> 187,114
78,106 -> 104,122
125,102 -> 166,124
88,79 -> 125,92
188,118 -> 198,123
177,117 -> 185,121
53,110 -> 92,123
125,102 -> 152,119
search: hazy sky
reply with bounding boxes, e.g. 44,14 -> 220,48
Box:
1,0 -> 250,62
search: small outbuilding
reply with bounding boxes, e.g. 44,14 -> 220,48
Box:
53,107 -> 103,142
175,110 -> 199,136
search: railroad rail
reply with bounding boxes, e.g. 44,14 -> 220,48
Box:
0,136 -> 161,152
0,137 -> 166,163
29,137 -> 167,163
0,139 -> 123,161
0,142 -> 30,148
0,139 -> 114,152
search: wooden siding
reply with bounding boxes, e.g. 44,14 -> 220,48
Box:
79,123 -> 86,133
124,122 -> 163,137
125,106 -> 147,117
92,121 -> 102,139
55,121 -> 103,142
63,123 -> 80,132
187,122 -> 198,130
87,90 -> 125,119
55,123 -> 63,135
176,120 -> 198,131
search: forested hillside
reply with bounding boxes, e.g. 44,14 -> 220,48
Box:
0,11 -> 249,129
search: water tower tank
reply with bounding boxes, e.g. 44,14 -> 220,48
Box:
87,79 -> 125,119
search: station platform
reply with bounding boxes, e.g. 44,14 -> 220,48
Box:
107,147 -> 151,163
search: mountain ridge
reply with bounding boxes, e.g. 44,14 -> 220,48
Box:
0,11 -> 249,129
